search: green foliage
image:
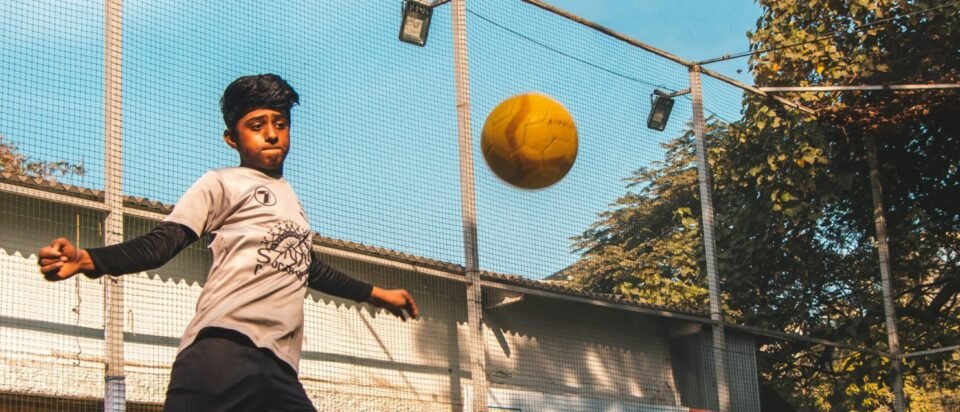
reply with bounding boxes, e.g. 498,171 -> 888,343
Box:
745,0 -> 960,408
569,0 -> 959,409
567,123 -> 712,310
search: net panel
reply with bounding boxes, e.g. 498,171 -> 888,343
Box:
2,0 -> 957,411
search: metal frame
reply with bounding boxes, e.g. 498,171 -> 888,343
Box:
103,0 -> 126,410
449,1 -> 488,410
689,66 -> 731,411
761,84 -> 960,92
520,0 -> 817,116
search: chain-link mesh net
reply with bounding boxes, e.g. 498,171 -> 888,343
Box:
468,1 -> 690,281
2,0 -> 957,411
2,1 -> 106,411
699,30 -> 960,412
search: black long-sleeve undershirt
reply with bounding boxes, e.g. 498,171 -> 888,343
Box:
84,223 -> 372,302
85,222 -> 197,278
306,254 -> 373,302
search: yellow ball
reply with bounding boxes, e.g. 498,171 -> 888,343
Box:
481,93 -> 578,189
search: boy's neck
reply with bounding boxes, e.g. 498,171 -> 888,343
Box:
239,163 -> 284,178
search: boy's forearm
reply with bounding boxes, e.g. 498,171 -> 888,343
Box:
306,251 -> 374,302
84,222 -> 197,278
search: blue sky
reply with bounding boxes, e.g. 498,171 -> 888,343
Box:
1,0 -> 762,279
546,1 -> 763,83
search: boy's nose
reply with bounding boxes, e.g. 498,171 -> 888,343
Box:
264,128 -> 279,144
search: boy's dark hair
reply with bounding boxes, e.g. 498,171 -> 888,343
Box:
220,74 -> 300,134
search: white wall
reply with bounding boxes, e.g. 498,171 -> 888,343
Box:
0,193 -> 698,411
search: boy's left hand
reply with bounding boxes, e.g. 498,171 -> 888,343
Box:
367,287 -> 420,321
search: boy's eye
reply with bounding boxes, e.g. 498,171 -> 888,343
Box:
276,122 -> 288,129
249,123 -> 263,131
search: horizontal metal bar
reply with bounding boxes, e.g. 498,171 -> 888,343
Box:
519,0 -> 818,116
760,84 -> 960,92
698,66 -> 818,116
725,323 -> 890,357
521,0 -> 693,67
902,344 -> 960,359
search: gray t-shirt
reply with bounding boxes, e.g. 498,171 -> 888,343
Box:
165,167 -> 314,371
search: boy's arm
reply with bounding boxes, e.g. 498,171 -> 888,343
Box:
38,222 -> 198,281
84,222 -> 199,278
306,251 -> 419,320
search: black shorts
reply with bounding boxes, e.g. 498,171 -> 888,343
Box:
163,328 -> 316,412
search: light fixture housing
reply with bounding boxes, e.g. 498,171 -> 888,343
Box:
399,0 -> 433,47
647,90 -> 675,131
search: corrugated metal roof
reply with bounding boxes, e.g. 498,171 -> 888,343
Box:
1,172 -> 104,201
0,171 -> 707,317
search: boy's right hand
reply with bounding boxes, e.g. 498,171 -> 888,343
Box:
38,238 -> 94,281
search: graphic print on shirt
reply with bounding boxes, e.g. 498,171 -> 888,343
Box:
252,186 -> 278,206
255,220 -> 311,281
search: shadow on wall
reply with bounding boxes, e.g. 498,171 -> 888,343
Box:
483,293 -> 683,409
309,254 -> 470,410
1,190 -> 691,410
306,256 -> 685,410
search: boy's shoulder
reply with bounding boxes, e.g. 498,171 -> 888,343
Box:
186,167 -> 240,193
208,166 -> 242,176
204,167 -> 251,182
203,167 -> 286,189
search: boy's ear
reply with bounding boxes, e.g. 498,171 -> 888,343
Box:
223,129 -> 238,149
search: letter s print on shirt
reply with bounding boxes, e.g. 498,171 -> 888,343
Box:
254,220 -> 311,281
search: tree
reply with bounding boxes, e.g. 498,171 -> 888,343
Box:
568,1 -> 959,409
746,0 -> 960,409
568,120 -> 711,310
0,134 -> 84,179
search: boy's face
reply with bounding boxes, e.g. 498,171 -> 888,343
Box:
224,108 -> 290,174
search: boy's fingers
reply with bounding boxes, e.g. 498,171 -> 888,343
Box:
50,238 -> 68,251
41,261 -> 63,270
38,246 -> 62,259
403,292 -> 420,318
370,289 -> 418,320
38,257 -> 62,266
406,302 -> 419,319
40,262 -> 63,278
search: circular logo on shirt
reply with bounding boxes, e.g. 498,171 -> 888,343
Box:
256,220 -> 311,280
253,186 -> 277,206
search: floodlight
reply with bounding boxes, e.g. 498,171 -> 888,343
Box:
399,0 -> 433,47
647,90 -> 675,131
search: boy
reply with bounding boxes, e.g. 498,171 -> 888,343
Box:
37,74 -> 419,411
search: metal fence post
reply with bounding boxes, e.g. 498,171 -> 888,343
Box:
864,134 -> 906,412
690,65 -> 730,412
104,0 -> 125,410
451,1 -> 488,411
